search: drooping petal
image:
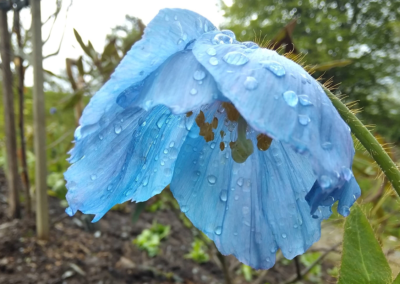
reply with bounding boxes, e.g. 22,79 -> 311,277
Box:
192,31 -> 356,213
170,102 -> 330,269
118,50 -> 222,114
65,104 -> 188,222
80,8 -> 216,128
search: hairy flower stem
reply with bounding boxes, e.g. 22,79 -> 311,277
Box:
325,87 -> 400,198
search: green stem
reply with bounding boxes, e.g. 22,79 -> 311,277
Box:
324,87 -> 400,198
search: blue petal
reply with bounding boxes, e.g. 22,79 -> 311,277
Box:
192,31 -> 356,213
79,8 -> 216,127
119,50 -> 222,114
170,102 -> 329,269
65,105 -> 188,222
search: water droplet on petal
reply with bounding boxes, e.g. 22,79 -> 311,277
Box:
142,176 -> 149,187
298,95 -> 313,106
207,47 -> 217,56
181,205 -> 189,213
169,148 -> 179,160
114,124 -> 122,134
193,70 -> 206,81
174,15 -> 178,21
298,114 -> 311,125
212,33 -> 233,45
210,142 -> 216,149
98,134 -> 103,140
208,175 -> 217,184
340,206 -> 350,216
282,233 -> 287,238
209,57 -> 219,66
301,73 -> 308,84
169,141 -> 175,148
90,174 -> 97,181
177,39 -> 184,45
320,175 -> 332,189
157,114 -> 168,129
237,178 -> 244,186
342,167 -> 353,181
220,190 -> 228,202
244,76 -> 258,90
223,51 -> 249,66
261,60 -> 286,77
190,88 -> 198,95
283,91 -> 299,107
322,142 -> 333,150
221,30 -> 236,39
215,226 -> 222,235
164,149 -> 169,154
242,41 -> 258,49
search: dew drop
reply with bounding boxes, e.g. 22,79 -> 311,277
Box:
298,114 -> 311,126
174,15 -> 178,21
320,175 -> 332,189
298,95 -> 313,106
177,39 -> 184,45
212,33 -> 233,45
90,174 -> 97,181
98,134 -> 103,140
160,161 -> 165,166
215,226 -> 222,235
207,47 -> 217,56
190,88 -> 198,95
163,149 -> 169,154
114,124 -> 122,134
142,176 -> 149,187
209,57 -> 219,66
342,167 -> 353,181
181,205 -> 189,213
261,60 -> 286,77
169,141 -> 175,148
208,175 -> 217,184
282,233 -> 287,239
244,76 -> 258,90
157,114 -> 168,129
223,51 -> 249,66
237,177 -> 244,186
283,91 -> 299,107
220,190 -> 228,202
234,195 -> 239,200
193,70 -> 206,81
221,30 -> 236,39
210,142 -> 216,149
322,142 -> 333,150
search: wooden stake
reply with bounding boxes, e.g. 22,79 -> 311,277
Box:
31,0 -> 49,239
0,8 -> 21,219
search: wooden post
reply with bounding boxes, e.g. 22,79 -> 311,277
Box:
31,0 -> 49,239
0,8 -> 21,219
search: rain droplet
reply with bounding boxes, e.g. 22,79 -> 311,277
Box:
160,161 -> 165,166
270,246 -> 277,253
209,57 -> 219,66
283,91 -> 299,107
174,15 -> 178,21
90,174 -> 97,181
212,33 -> 233,45
301,73 -> 308,84
208,175 -> 217,184
98,134 -> 103,140
215,226 -> 222,235
322,142 -> 333,150
190,88 -> 198,95
164,149 -> 169,154
114,124 -> 122,134
282,233 -> 287,238
298,114 -> 311,125
157,114 -> 168,129
169,141 -> 175,148
342,167 -> 353,181
210,142 -> 216,149
261,60 -> 286,77
142,176 -> 149,187
237,178 -> 244,186
169,148 -> 179,159
107,185 -> 113,191
220,190 -> 228,202
298,95 -> 313,106
244,76 -> 258,90
177,39 -> 184,45
181,205 -> 189,213
193,70 -> 206,81
207,47 -> 217,56
320,175 -> 332,189
223,51 -> 249,66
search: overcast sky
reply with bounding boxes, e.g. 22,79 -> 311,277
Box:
20,0 -> 230,86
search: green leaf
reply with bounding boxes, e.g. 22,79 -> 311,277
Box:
73,29 -> 96,59
338,204 -> 392,284
131,202 -> 146,224
393,273 -> 400,284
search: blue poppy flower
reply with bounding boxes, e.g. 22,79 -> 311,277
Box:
64,8 -> 361,269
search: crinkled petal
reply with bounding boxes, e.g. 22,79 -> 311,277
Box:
118,50 -> 222,114
192,31 -> 356,213
170,102 -> 330,269
80,8 -> 216,127
65,104 -> 188,222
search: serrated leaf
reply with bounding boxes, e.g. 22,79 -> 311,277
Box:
338,204 -> 392,284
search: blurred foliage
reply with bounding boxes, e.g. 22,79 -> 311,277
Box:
184,238 -> 210,263
239,264 -> 254,282
222,0 -> 400,143
133,221 -> 170,257
300,252 -> 322,280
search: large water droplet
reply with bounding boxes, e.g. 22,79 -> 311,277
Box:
282,233 -> 287,238
223,52 -> 249,66
244,76 -> 258,90
181,205 -> 189,213
157,114 -> 168,129
237,177 -> 244,186
220,190 -> 228,202
261,60 -> 286,77
215,226 -> 222,235
212,33 -> 233,45
221,30 -> 236,40
342,167 -> 353,181
207,47 -> 217,56
114,124 -> 122,134
283,91 -> 299,107
208,175 -> 217,184
193,70 -> 206,81
190,88 -> 198,95
319,175 -> 332,189
142,176 -> 149,187
298,95 -> 313,106
298,115 -> 311,125
209,57 -> 219,66
210,142 -> 216,149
